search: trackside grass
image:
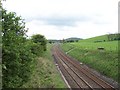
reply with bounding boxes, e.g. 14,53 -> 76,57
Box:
22,44 -> 66,88
61,35 -> 118,82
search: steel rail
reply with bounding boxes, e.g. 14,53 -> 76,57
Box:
55,45 -> 116,90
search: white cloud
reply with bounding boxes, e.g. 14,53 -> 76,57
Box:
2,0 -> 119,39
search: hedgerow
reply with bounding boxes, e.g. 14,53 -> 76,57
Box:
2,9 -> 46,88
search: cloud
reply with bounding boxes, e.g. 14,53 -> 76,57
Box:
25,14 -> 112,28
39,16 -> 91,27
47,16 -> 91,26
2,0 -> 118,39
26,18 -> 117,39
24,14 -> 92,27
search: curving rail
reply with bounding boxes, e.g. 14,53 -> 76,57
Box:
51,44 -> 117,90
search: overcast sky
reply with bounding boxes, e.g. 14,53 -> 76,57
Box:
2,0 -> 119,39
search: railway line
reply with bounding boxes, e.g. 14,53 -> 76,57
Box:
51,44 -> 118,89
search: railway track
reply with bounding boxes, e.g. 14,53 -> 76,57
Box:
51,44 -> 118,89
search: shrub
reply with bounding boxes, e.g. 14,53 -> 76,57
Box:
2,9 -> 35,88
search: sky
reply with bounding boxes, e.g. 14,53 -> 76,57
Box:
2,0 -> 119,39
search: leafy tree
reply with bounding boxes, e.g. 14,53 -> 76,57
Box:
2,8 -> 48,88
2,9 -> 35,88
31,34 -> 47,51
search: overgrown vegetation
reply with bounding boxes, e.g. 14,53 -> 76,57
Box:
2,9 -> 47,88
2,7 -> 66,88
107,33 -> 120,41
61,35 -> 118,82
31,34 -> 47,51
22,44 -> 66,88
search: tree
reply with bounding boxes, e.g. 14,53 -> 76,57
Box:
31,34 -> 47,51
2,9 -> 35,88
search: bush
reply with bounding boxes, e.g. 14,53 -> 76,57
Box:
31,34 -> 47,51
2,9 -> 46,88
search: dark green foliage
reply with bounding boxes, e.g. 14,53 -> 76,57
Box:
29,40 -> 44,56
2,9 -> 33,88
2,9 -> 47,88
31,34 -> 47,51
107,33 -> 120,41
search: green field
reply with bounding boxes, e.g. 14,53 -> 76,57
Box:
61,35 -> 118,82
73,35 -> 118,51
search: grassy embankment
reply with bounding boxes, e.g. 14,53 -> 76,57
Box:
61,35 -> 118,82
22,44 -> 66,88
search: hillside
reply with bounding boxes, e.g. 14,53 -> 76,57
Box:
79,33 -> 120,43
65,37 -> 82,41
76,34 -> 118,51
79,35 -> 108,42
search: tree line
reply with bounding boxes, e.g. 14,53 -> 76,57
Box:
107,33 -> 120,41
2,8 -> 47,88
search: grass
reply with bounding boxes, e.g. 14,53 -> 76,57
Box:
77,34 -> 118,51
61,35 -> 118,82
62,34 -> 118,51
22,44 -> 66,88
71,41 -> 118,51
80,34 -> 109,42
